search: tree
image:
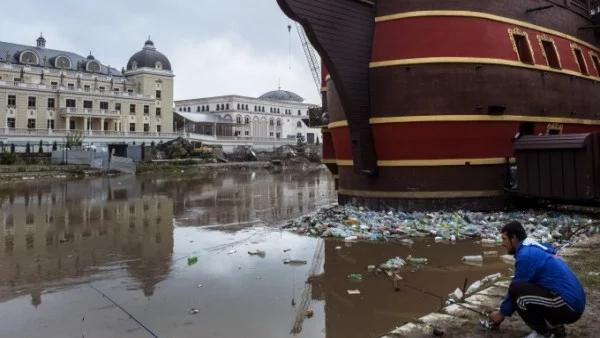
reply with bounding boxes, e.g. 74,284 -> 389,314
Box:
10,144 -> 15,153
66,131 -> 84,149
25,142 -> 31,155
141,141 -> 146,161
151,141 -> 155,147
38,140 -> 43,153
52,141 -> 58,151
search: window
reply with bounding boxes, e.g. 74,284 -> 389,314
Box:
144,123 -> 150,132
51,81 -> 58,89
245,117 -> 250,124
130,104 -> 136,113
571,44 -> 589,75
157,125 -> 161,132
156,107 -> 161,116
538,37 -> 561,69
156,90 -> 161,99
201,106 -> 205,112
179,107 -> 182,112
47,120 -> 55,129
129,123 -> 135,132
84,85 -> 90,92
217,105 -> 220,111
244,131 -> 249,136
590,53 -> 600,77
236,116 -> 242,124
66,99 -> 76,108
269,119 -> 274,126
47,98 -> 55,108
28,96 -> 36,108
68,83 -> 74,90
244,104 -> 248,110
83,100 -> 93,109
27,118 -> 35,129
99,86 -> 105,93
509,29 -> 534,64
7,118 -> 15,128
197,106 -> 200,112
270,132 -> 274,136
100,102 -> 108,110
298,110 -> 302,115
237,104 -> 240,109
226,104 -> 229,110
144,105 -> 149,115
115,103 -> 121,111
187,107 -> 190,112
7,95 -> 16,106
297,121 -> 302,127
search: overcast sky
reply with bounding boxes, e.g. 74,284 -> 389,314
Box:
0,0 -> 321,104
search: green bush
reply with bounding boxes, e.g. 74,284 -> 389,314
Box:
38,140 -> 43,153
0,153 -> 17,165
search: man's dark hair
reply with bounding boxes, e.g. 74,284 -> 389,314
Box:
501,221 -> 527,241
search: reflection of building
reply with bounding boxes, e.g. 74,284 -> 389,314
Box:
153,170 -> 335,230
0,35 -> 176,144
174,90 -> 322,143
0,177 -> 174,307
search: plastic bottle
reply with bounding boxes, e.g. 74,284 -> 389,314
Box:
466,280 -> 482,294
462,255 -> 483,262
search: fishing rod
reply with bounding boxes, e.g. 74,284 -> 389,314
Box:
89,284 -> 161,338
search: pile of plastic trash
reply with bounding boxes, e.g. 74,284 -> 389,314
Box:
284,204 -> 599,246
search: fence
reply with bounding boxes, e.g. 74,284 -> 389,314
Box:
52,150 -> 135,173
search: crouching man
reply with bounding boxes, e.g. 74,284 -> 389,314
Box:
488,221 -> 585,338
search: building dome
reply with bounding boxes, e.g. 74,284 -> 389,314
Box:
126,39 -> 171,71
259,89 -> 304,102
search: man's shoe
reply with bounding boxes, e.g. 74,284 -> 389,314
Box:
550,324 -> 566,337
522,331 -> 554,338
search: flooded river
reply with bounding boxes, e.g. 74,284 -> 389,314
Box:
0,169 -> 511,338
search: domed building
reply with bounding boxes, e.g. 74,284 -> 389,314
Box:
174,88 -> 323,146
0,35 -> 175,145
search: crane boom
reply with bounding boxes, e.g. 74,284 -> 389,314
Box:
295,21 -> 321,95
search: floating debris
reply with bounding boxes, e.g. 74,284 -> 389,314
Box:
187,256 -> 198,266
347,289 -> 361,295
284,204 -> 599,247
189,308 -> 199,315
283,259 -> 308,265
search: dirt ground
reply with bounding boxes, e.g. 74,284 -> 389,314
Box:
438,236 -> 600,337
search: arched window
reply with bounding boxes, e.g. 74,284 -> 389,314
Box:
277,108 -> 280,114
245,104 -> 248,110
216,105 -> 220,111
187,107 -> 191,112
245,116 -> 250,124
206,105 -> 209,111
297,121 -> 302,127
236,116 -> 242,124
269,119 -> 274,126
201,106 -> 205,112
298,110 -> 301,115
226,104 -> 229,110
276,119 -> 281,126
179,107 -> 182,112
262,107 -> 265,112
197,106 -> 200,112
237,104 -> 240,109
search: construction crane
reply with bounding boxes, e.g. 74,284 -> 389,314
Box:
289,237 -> 325,335
289,22 -> 321,96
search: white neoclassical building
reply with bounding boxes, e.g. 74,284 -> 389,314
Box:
175,89 -> 322,144
0,34 -> 179,146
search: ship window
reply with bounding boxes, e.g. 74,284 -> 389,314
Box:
590,53 -> 600,77
571,45 -> 589,75
539,38 -> 561,69
511,33 -> 534,64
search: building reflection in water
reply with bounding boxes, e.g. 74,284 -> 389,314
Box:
153,170 -> 335,230
0,176 -> 174,308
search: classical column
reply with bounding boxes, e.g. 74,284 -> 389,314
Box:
83,117 -> 88,131
65,117 -> 70,131
100,118 -> 105,131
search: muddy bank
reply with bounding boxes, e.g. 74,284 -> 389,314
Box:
382,235 -> 600,337
0,164 -> 118,183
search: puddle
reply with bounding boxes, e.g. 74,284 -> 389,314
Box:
0,171 -> 511,337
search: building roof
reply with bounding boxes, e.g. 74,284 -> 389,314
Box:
0,38 -> 122,76
126,39 -> 171,71
175,111 -> 234,124
259,89 -> 304,102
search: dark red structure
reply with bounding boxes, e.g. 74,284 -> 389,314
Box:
278,0 -> 600,210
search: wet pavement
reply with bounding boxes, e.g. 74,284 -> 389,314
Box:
0,169 -> 512,338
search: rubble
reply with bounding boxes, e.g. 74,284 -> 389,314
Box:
284,204 -> 600,247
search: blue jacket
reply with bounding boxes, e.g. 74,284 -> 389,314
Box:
500,239 -> 586,316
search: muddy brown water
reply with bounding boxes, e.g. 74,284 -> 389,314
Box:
0,169 -> 512,338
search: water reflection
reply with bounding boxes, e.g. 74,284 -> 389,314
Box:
0,176 -> 174,307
